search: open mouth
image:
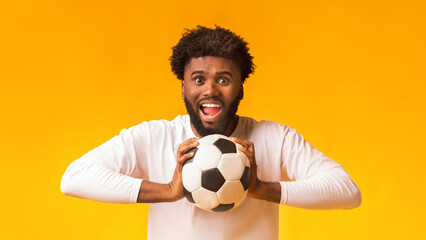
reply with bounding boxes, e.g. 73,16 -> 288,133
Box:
199,103 -> 222,121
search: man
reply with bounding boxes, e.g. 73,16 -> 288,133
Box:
61,26 -> 361,239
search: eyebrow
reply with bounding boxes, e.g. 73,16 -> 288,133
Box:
190,70 -> 233,77
191,71 -> 205,76
216,71 -> 233,77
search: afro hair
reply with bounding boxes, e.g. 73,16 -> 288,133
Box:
170,25 -> 254,83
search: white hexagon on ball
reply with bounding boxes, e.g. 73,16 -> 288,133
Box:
193,145 -> 222,170
217,180 -> 245,204
218,153 -> 245,180
192,188 -> 220,210
182,163 -> 202,192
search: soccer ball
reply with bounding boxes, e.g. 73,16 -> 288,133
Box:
182,134 -> 251,212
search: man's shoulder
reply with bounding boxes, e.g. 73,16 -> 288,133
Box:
240,116 -> 289,131
126,115 -> 189,135
131,115 -> 188,127
239,116 -> 294,140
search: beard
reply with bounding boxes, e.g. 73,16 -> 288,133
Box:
184,96 -> 240,137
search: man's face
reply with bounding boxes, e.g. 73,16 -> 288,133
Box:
182,56 -> 243,137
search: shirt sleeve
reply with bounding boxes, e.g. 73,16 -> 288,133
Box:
60,126 -> 147,204
279,126 -> 361,209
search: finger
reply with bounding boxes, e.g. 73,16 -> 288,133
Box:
232,138 -> 254,152
230,137 -> 247,145
179,137 -> 200,149
231,137 -> 246,150
181,140 -> 199,152
238,145 -> 253,158
246,142 -> 255,153
178,151 -> 196,164
178,139 -> 200,157
231,137 -> 252,148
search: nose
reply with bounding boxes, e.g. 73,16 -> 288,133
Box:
202,80 -> 219,97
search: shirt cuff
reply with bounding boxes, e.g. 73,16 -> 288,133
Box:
130,179 -> 143,204
279,181 -> 288,205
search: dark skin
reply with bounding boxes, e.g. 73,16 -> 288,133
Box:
137,137 -> 199,202
138,56 -> 280,204
181,56 -> 242,136
231,137 -> 280,203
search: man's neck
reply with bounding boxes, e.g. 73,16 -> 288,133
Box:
190,115 -> 239,137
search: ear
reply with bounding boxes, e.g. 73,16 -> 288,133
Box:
239,85 -> 244,100
181,80 -> 185,99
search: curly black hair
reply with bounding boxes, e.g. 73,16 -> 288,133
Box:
170,25 -> 254,83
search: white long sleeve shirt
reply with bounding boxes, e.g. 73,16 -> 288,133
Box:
61,115 -> 361,240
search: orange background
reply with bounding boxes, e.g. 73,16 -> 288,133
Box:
1,0 -> 425,239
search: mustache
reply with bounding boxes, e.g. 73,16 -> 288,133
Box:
196,97 -> 225,107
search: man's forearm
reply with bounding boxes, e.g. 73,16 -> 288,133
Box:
248,169 -> 361,209
61,157 -> 142,204
280,169 -> 362,209
137,180 -> 181,203
248,181 -> 281,204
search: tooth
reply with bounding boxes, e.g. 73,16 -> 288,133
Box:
202,104 -> 220,107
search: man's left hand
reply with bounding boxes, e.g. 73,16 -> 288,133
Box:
230,137 -> 281,204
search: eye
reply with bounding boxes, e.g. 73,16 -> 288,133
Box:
193,76 -> 204,84
217,77 -> 229,84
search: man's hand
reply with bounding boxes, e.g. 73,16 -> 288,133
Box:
168,137 -> 200,200
137,137 -> 199,203
231,137 -> 281,204
230,137 -> 260,195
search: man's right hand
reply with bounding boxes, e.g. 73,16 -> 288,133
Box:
137,137 -> 199,203
168,137 -> 200,201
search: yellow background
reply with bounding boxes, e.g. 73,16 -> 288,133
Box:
1,0 -> 425,239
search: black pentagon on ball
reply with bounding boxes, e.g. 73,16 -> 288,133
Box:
213,138 -> 237,154
183,187 -> 195,203
240,166 -> 251,191
212,203 -> 234,212
201,168 -> 225,192
183,147 -> 198,166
